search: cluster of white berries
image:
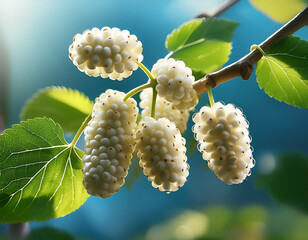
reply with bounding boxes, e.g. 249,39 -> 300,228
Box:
76,26 -> 255,199
139,88 -> 190,133
192,102 -> 254,185
82,89 -> 138,198
136,117 -> 189,192
152,58 -> 199,110
69,27 -> 143,80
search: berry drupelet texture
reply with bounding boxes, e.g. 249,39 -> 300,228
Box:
152,58 -> 199,110
139,88 -> 190,133
82,89 -> 138,198
192,102 -> 254,185
136,117 -> 189,192
69,27 -> 143,80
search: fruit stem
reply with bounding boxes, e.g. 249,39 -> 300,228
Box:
71,113 -> 92,147
151,87 -> 158,118
164,51 -> 173,59
137,62 -> 155,82
123,82 -> 152,102
207,84 -> 215,107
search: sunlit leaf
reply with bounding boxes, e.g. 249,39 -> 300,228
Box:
0,118 -> 88,223
166,18 -> 239,74
257,153 -> 308,214
256,36 -> 308,108
249,0 -> 307,23
170,40 -> 231,74
21,87 -> 93,134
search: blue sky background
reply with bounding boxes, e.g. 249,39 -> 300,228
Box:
0,0 -> 308,239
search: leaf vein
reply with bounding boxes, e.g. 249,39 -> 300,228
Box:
20,125 -> 53,147
267,57 -> 302,103
1,145 -> 68,164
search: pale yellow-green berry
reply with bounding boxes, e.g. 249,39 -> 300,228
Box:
192,102 -> 255,185
82,89 -> 138,198
152,58 -> 199,110
136,117 -> 189,192
139,88 -> 190,133
69,27 -> 143,80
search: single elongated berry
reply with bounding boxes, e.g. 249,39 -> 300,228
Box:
139,88 -> 190,133
69,27 -> 143,80
82,89 -> 138,198
152,58 -> 198,110
192,102 -> 255,185
136,117 -> 189,192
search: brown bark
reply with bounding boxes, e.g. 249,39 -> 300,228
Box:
193,7 -> 308,94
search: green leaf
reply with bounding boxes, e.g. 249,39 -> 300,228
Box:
125,157 -> 142,190
188,136 -> 198,156
192,70 -> 206,81
26,227 -> 75,240
171,40 -> 232,74
166,18 -> 239,74
166,18 -> 239,50
21,87 -> 93,135
257,153 -> 308,214
256,36 -> 308,108
249,0 -> 307,23
0,118 -> 88,223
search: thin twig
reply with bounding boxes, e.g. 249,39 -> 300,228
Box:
9,223 -> 30,239
193,6 -> 308,95
195,0 -> 240,18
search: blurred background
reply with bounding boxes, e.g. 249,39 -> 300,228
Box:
0,0 -> 308,239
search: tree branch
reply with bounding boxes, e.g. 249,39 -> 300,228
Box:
193,6 -> 308,95
195,0 -> 240,18
9,223 -> 30,239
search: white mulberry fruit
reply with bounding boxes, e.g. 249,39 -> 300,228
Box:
82,89 -> 138,198
152,58 -> 199,110
69,27 -> 143,80
136,117 -> 189,192
192,102 -> 255,185
139,88 -> 190,133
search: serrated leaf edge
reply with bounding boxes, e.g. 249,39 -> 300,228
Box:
20,86 -> 93,120
165,18 -> 203,51
256,55 -> 308,108
0,117 -> 88,223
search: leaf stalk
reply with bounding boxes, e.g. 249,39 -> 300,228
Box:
71,113 -> 92,147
